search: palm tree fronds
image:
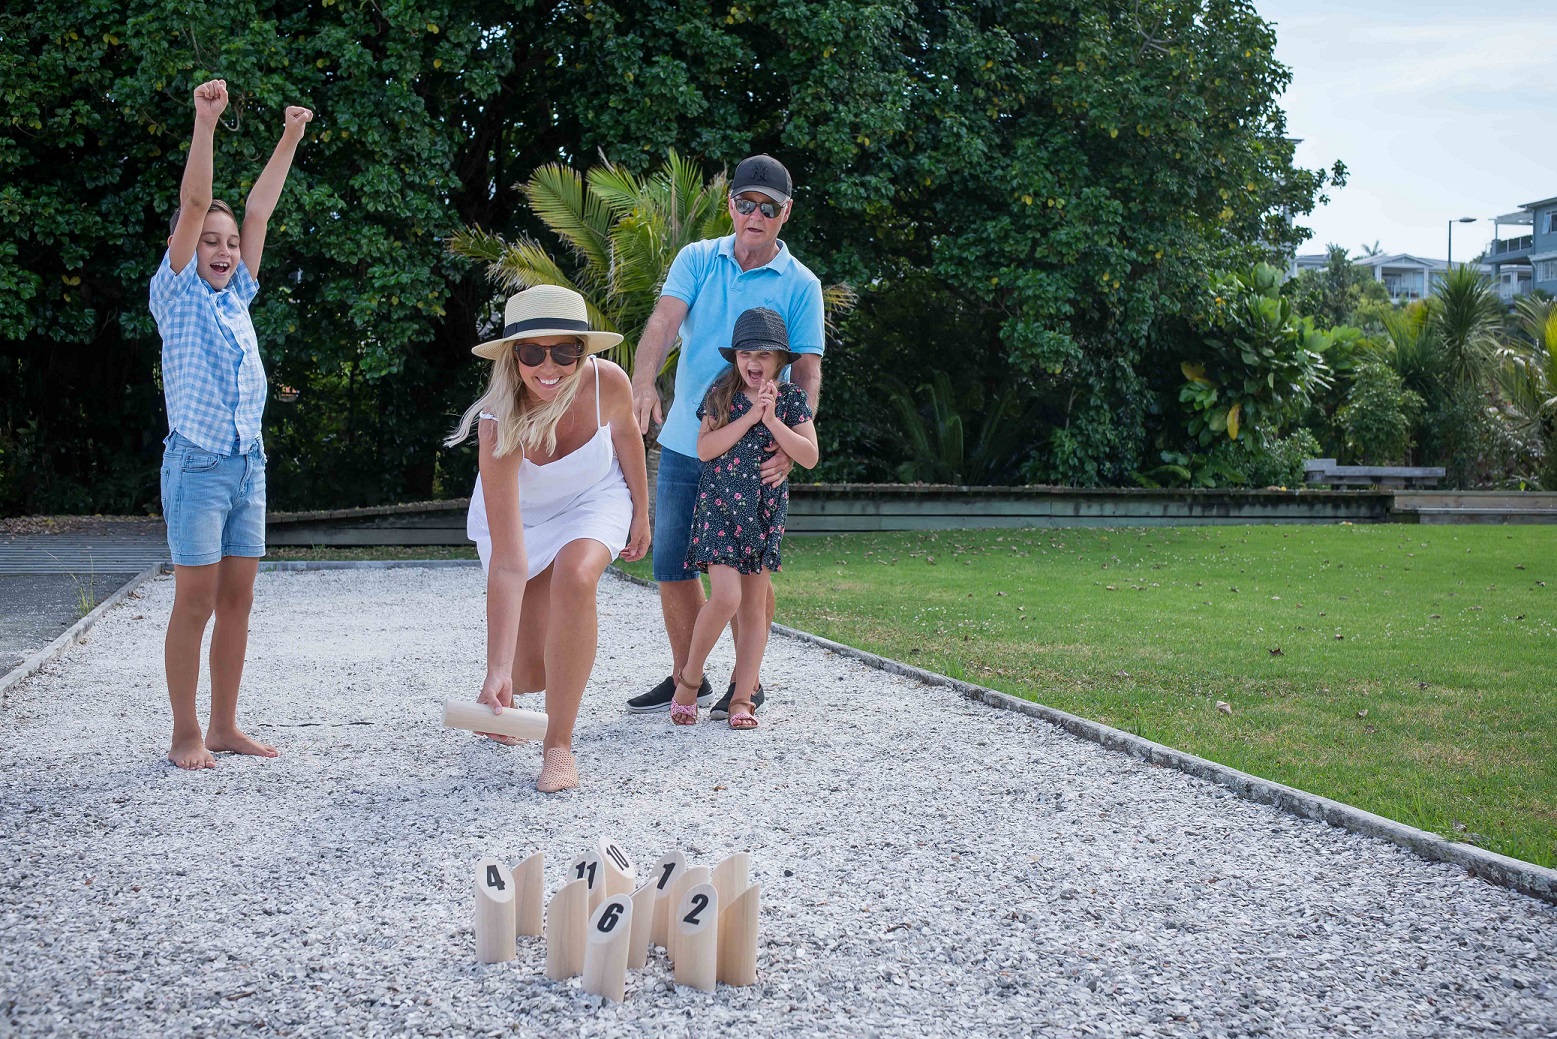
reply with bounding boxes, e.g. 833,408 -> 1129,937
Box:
445,226 -> 511,265
523,164 -> 613,284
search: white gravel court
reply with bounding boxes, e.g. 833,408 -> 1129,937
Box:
2,566 -> 1554,1039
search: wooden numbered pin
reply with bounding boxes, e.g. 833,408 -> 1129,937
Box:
626,879 -> 656,969
717,882 -> 760,987
513,851 -> 544,938
544,878 -> 587,980
711,852 -> 750,908
666,864 -> 710,965
582,894 -> 633,1003
647,850 -> 687,950
598,837 -> 636,898
441,700 -> 548,741
673,882 -> 719,992
474,857 -> 516,964
570,850 -> 605,913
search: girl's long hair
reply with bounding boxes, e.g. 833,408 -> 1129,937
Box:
702,362 -> 746,432
445,343 -> 586,458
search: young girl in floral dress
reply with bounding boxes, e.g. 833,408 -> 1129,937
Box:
670,307 -> 819,729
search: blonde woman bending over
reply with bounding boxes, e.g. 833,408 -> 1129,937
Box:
448,285 -> 650,792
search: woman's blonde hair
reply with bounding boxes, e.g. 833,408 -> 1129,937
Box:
445,341 -> 586,458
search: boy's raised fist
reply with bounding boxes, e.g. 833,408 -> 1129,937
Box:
193,79 -> 228,122
283,106 -> 314,137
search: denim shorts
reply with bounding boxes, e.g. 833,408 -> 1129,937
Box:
651,446 -> 703,582
160,431 -> 267,567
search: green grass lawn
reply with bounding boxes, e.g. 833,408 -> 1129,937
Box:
623,525 -> 1556,867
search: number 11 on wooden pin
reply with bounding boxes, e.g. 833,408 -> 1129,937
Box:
570,850 -> 605,913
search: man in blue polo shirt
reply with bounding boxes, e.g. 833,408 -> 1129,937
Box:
628,154 -> 825,719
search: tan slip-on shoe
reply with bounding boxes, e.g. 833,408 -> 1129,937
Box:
536,747 -> 579,793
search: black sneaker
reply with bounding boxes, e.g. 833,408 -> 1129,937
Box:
709,682 -> 765,721
627,674 -> 715,713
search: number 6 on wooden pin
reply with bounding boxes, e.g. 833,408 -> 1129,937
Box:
474,857 -> 515,964
582,894 -> 633,1003
673,882 -> 718,993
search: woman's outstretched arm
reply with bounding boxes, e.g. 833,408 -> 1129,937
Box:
477,419 -> 527,710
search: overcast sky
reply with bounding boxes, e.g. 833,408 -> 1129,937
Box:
1255,0 -> 1557,261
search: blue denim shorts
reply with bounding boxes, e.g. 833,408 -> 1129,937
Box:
652,446 -> 703,582
160,431 -> 267,567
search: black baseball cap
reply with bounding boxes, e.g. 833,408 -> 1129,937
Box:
720,307 -> 794,363
730,155 -> 792,205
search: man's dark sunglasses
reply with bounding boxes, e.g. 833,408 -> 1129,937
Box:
733,197 -> 785,219
514,341 -> 584,367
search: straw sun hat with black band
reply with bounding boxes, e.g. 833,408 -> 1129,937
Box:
471,285 -> 623,360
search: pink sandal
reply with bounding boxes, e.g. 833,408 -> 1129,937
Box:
727,697 -> 759,730
670,670 -> 702,726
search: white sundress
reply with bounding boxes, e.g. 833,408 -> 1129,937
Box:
467,358 -> 633,578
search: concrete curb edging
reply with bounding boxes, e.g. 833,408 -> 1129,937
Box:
0,562 -> 168,705
606,566 -> 1557,906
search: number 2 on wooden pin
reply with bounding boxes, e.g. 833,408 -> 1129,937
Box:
682,892 -> 709,926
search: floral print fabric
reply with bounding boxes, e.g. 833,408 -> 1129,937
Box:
687,382 -> 813,575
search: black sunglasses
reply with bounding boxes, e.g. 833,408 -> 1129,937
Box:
514,341 -> 584,367
733,197 -> 785,219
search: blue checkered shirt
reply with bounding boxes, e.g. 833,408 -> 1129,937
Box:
149,251 -> 267,455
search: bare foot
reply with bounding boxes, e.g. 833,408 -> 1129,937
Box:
169,735 -> 216,770
205,728 -> 279,758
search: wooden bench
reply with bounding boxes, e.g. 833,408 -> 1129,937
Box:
1303,459 -> 1445,490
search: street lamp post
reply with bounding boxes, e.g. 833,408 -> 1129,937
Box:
1447,216 -> 1476,267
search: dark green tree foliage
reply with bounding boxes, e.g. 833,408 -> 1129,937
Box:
884,371 -> 1035,484
2,0 -> 567,511
1,0 -> 1331,511
1335,362 -> 1421,466
1282,244 -> 1389,331
1175,263 -> 1330,444
1379,269 -> 1510,486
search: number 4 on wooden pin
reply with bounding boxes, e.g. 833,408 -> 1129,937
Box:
474,857 -> 515,964
582,894 -> 633,1003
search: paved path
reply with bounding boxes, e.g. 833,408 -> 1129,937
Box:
0,522 -> 166,670
1,567 -> 1553,1037
0,532 -> 168,574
